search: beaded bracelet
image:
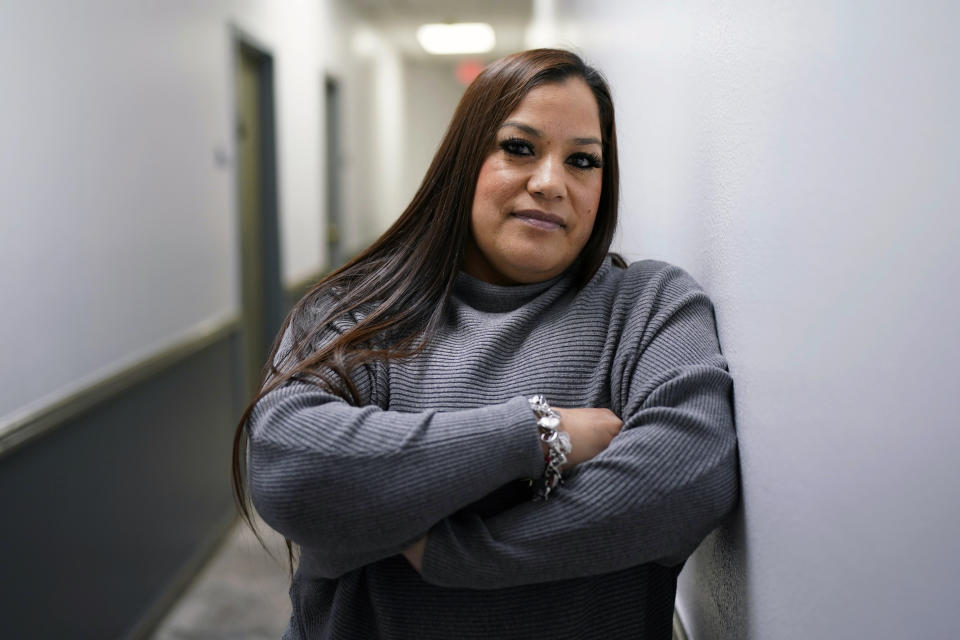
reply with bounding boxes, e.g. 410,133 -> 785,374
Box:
528,395 -> 572,500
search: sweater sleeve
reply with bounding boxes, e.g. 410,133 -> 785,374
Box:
246,322 -> 545,580
419,265 -> 739,589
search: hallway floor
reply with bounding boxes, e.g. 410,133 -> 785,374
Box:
150,519 -> 291,639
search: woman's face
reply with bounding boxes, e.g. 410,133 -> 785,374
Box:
464,78 -> 604,285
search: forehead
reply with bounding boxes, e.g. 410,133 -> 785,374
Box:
503,78 -> 602,136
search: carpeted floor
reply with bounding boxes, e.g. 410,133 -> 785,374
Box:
150,519 -> 292,639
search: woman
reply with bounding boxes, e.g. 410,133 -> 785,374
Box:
233,49 -> 738,639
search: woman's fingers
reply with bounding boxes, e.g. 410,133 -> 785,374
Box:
553,408 -> 623,467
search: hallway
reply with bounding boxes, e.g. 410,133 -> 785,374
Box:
2,1 -> 958,638
150,520 -> 290,639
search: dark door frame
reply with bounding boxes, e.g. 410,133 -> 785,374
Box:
324,72 -> 345,270
230,26 -> 283,398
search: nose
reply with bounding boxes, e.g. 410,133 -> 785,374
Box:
527,155 -> 565,200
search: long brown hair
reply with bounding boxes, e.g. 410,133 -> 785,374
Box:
231,48 -> 621,557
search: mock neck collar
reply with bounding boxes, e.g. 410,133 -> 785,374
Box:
453,269 -> 572,313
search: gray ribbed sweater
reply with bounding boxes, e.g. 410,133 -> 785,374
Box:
248,258 -> 739,640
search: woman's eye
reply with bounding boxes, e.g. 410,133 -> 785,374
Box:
500,138 -> 534,156
568,152 -> 603,170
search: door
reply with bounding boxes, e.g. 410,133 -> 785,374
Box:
235,40 -> 282,395
325,75 -> 344,268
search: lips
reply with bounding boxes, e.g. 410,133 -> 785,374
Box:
511,209 -> 566,231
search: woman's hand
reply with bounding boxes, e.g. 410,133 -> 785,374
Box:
550,408 -> 623,467
407,409 -> 619,572
402,535 -> 428,573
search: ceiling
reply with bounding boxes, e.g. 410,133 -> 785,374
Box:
350,0 -> 532,22
348,0 -> 534,60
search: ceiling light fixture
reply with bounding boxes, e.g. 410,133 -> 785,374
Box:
416,23 -> 496,55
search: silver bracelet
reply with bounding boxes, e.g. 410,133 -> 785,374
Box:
528,395 -> 572,500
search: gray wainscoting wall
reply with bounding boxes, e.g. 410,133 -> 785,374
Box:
0,270 -> 327,639
0,324 -> 243,639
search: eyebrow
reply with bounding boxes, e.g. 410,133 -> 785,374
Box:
499,121 -> 602,147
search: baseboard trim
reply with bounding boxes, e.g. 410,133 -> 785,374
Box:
122,513 -> 239,640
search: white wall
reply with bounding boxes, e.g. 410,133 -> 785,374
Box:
0,0 -> 420,426
371,40 -> 406,234
0,0 -> 330,423
401,60 -> 467,208
323,2 -> 412,254
558,1 -> 960,638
